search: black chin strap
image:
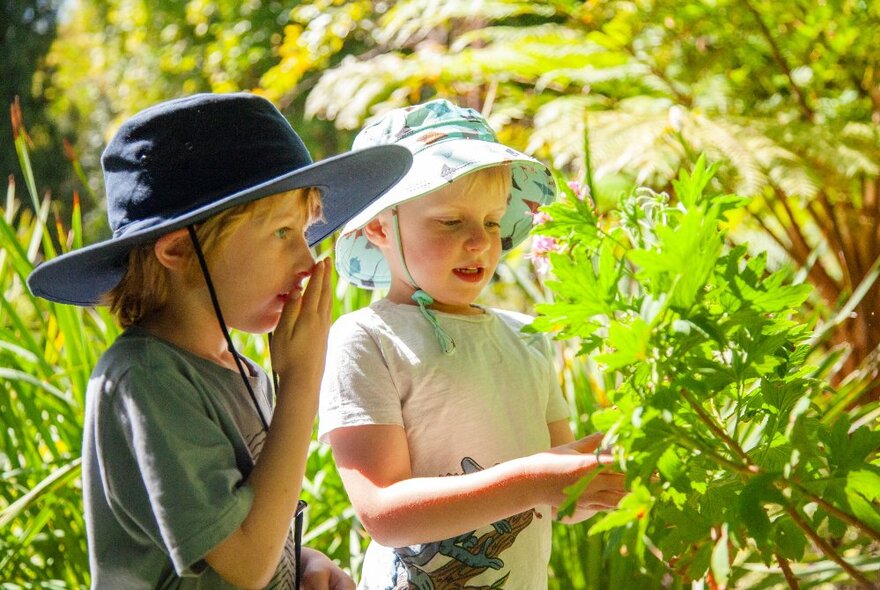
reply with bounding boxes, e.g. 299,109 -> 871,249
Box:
186,225 -> 270,429
186,225 -> 306,588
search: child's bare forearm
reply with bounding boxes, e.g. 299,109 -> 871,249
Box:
346,446 -> 611,548
205,389 -> 318,587
333,425 -> 620,548
352,456 -> 543,547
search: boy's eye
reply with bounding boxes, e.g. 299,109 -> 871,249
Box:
485,220 -> 502,229
439,219 -> 460,226
274,227 -> 290,239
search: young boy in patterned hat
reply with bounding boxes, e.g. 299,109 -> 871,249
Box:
27,93 -> 411,589
319,99 -> 626,589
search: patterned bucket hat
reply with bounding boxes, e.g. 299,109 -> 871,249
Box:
335,99 -> 557,290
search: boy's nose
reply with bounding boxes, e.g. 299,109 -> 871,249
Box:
465,225 -> 491,251
289,235 -> 316,268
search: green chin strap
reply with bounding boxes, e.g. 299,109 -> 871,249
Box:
392,208 -> 456,355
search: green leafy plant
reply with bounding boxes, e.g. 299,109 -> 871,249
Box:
533,157 -> 880,588
0,99 -> 116,587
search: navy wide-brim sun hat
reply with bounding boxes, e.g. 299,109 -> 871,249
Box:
27,93 -> 412,306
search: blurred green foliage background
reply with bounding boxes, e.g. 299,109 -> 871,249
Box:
3,1 -> 878,587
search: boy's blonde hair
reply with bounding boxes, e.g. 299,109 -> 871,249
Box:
105,187 -> 321,327
459,164 -> 512,203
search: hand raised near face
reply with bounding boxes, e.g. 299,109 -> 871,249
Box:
270,257 -> 333,393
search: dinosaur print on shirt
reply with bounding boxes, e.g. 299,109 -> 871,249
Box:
388,457 -> 540,590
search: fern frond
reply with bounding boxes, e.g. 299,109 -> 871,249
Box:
378,0 -> 557,46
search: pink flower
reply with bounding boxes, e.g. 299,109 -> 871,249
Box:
567,180 -> 590,202
532,255 -> 552,276
531,211 -> 552,225
531,235 -> 558,255
529,234 -> 559,276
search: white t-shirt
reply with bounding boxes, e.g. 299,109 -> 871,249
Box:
319,299 -> 570,589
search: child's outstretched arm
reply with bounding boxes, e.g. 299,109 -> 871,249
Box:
205,260 -> 348,588
328,421 -> 626,548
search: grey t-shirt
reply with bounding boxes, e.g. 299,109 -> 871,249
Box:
82,326 -> 297,588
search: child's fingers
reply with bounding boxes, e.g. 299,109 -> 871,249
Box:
566,432 -> 605,454
578,490 -> 626,510
588,474 -> 627,496
311,258 -> 333,319
299,258 -> 327,314
272,261 -> 328,352
275,288 -> 303,338
595,471 -> 627,487
570,475 -> 628,514
317,258 -> 333,319
592,453 -> 617,466
299,258 -> 332,329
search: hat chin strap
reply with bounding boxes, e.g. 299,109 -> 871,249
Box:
391,209 -> 456,355
186,226 -> 271,429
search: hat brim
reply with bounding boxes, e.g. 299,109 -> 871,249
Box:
28,144 -> 412,306
335,139 -> 555,290
341,140 -> 544,233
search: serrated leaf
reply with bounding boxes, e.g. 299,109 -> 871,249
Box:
846,469 -> 880,502
535,201 -> 599,243
544,251 -> 616,315
589,484 -> 653,535
737,473 -> 782,546
846,490 -> 880,533
732,275 -> 813,313
595,318 -> 650,369
849,430 -> 880,466
672,154 -> 720,209
657,446 -> 685,482
774,516 -> 806,561
533,302 -> 604,341
590,407 -> 624,432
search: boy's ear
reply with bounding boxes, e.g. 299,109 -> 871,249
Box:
153,228 -> 193,271
363,217 -> 391,248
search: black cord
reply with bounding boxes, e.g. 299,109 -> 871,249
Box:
267,332 -> 281,397
294,499 -> 308,590
186,225 -> 269,430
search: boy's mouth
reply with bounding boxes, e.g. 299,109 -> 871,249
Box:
277,284 -> 305,303
278,272 -> 310,302
453,266 -> 485,283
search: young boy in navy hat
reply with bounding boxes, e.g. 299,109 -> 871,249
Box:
27,93 -> 411,589
318,100 -> 626,589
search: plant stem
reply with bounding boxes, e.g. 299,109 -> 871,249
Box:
787,481 -> 880,544
668,427 -> 754,476
784,504 -> 875,588
679,388 -> 756,470
582,110 -> 597,203
774,552 -> 800,590
741,0 -> 814,122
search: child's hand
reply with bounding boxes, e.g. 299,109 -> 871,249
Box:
299,547 -> 356,590
529,433 -> 627,514
271,257 -> 333,391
